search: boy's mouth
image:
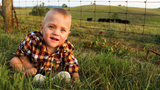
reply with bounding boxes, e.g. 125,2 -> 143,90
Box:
50,37 -> 59,41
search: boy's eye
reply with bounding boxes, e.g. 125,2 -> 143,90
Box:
49,26 -> 55,29
61,29 -> 65,32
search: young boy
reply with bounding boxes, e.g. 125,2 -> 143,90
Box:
10,7 -> 80,82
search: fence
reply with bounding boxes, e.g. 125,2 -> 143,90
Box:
0,0 -> 160,49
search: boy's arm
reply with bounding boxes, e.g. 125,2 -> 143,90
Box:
20,56 -> 37,76
71,72 -> 80,82
11,31 -> 38,76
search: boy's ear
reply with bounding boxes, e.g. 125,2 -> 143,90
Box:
68,31 -> 71,35
65,31 -> 70,40
40,23 -> 43,33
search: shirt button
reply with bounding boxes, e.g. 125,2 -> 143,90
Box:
63,50 -> 67,52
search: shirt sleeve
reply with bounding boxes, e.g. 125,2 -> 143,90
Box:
64,52 -> 79,73
15,33 -> 32,57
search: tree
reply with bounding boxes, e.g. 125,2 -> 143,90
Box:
112,13 -> 119,19
92,2 -> 96,5
42,2 -> 45,7
0,0 -> 13,32
118,5 -> 122,7
29,2 -> 50,16
62,4 -> 67,8
91,2 -> 96,5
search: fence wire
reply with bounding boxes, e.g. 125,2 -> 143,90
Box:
0,0 -> 160,47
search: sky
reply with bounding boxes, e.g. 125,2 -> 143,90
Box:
0,0 -> 160,9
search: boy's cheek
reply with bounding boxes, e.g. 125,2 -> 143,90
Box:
65,32 -> 70,40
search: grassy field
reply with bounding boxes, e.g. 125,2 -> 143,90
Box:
0,5 -> 160,89
3,5 -> 160,50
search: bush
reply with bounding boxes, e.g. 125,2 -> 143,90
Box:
29,2 -> 50,16
112,13 -> 119,19
62,4 -> 67,8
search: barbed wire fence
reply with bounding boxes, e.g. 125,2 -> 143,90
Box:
0,0 -> 160,49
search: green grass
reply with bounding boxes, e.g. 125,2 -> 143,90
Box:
0,28 -> 160,89
0,5 -> 160,89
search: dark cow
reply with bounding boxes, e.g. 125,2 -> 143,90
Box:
115,19 -> 122,23
102,18 -> 106,22
105,18 -> 110,22
87,18 -> 92,21
98,18 -> 106,22
121,20 -> 130,24
105,18 -> 114,22
98,18 -> 102,22
110,19 -> 114,22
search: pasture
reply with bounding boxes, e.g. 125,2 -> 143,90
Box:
0,5 -> 160,89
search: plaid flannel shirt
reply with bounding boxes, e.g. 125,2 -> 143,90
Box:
15,31 -> 79,75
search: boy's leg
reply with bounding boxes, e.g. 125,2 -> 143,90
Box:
10,57 -> 24,72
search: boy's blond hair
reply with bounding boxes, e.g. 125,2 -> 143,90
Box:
43,7 -> 71,24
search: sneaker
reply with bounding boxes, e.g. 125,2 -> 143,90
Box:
53,71 -> 71,83
33,74 -> 46,83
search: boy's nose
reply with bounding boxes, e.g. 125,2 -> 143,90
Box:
52,29 -> 60,36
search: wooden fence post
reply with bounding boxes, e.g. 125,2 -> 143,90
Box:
1,0 -> 13,32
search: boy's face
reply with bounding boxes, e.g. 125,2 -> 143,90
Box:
40,12 -> 71,49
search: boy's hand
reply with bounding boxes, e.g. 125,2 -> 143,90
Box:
71,72 -> 80,82
24,67 -> 37,76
